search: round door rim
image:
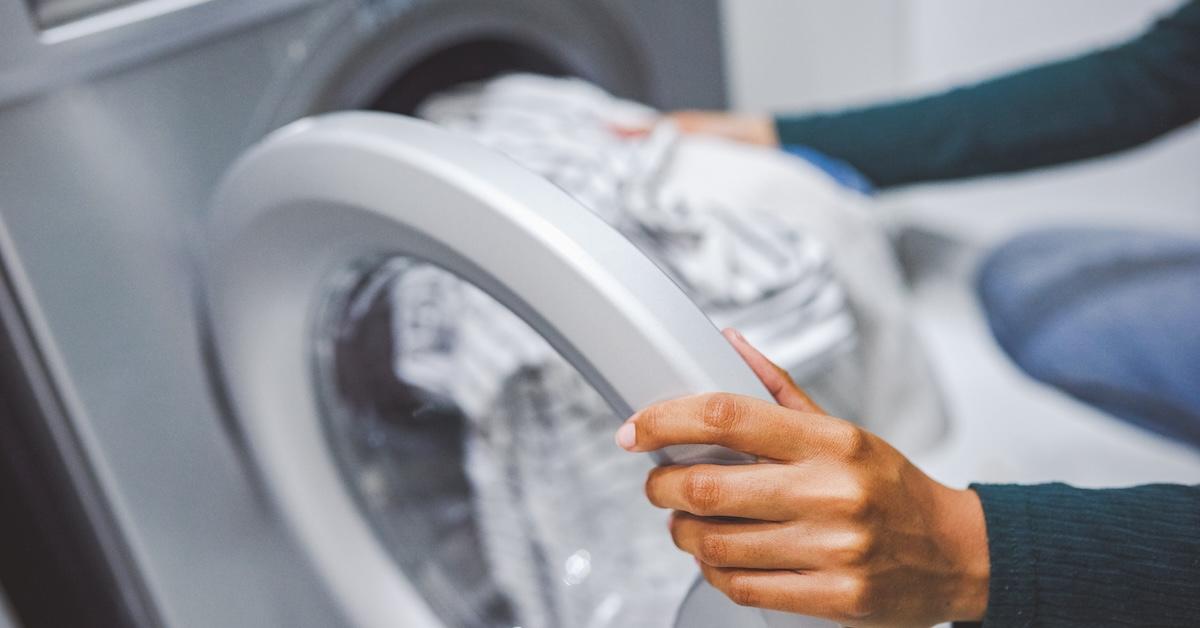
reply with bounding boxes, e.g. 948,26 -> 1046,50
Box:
203,112 -> 767,627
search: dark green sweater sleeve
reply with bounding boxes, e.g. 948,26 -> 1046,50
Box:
968,483 -> 1200,627
774,1 -> 1200,188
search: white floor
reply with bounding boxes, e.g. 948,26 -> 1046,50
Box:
885,214 -> 1200,489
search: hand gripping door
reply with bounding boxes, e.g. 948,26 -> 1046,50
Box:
203,112 -> 816,628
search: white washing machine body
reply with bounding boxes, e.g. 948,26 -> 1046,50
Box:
0,1 -> 736,627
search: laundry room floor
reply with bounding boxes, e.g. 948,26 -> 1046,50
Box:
879,184 -> 1200,489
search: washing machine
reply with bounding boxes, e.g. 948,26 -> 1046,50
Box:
0,1 -> 834,627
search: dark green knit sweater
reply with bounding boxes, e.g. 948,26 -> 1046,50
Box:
968,483 -> 1199,626
774,1 -> 1200,188
775,3 -> 1200,624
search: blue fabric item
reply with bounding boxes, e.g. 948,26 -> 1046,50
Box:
782,144 -> 875,195
977,228 -> 1200,449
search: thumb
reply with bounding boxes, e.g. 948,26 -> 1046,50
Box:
722,328 -> 825,414
609,122 -> 653,138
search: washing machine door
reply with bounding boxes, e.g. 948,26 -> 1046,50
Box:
203,112 -> 825,628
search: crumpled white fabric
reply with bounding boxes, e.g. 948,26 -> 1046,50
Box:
654,133 -> 946,451
383,74 -> 945,628
404,74 -> 857,414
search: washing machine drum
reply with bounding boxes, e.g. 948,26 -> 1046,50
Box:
204,113 -> 832,628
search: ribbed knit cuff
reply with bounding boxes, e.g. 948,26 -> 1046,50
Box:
772,115 -> 799,149
969,482 -> 1200,627
970,484 -> 1038,627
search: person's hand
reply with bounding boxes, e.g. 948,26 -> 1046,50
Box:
615,329 -> 989,626
614,111 -> 779,147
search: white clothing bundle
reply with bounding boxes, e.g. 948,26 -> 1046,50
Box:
404,74 -> 857,416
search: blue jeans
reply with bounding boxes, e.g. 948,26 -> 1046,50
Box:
977,228 -> 1200,449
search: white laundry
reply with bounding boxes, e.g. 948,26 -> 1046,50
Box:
377,74 -> 946,628
656,134 -> 947,452
407,74 -> 857,412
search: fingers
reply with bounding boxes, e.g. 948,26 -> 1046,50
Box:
665,111 -> 779,146
697,563 -> 854,620
670,511 -> 876,572
609,122 -> 653,138
665,110 -> 711,134
613,111 -> 712,137
670,512 -> 818,569
647,462 -> 878,522
645,464 -> 801,520
620,392 -> 847,461
723,328 -> 824,414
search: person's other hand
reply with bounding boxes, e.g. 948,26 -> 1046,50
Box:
615,329 -> 989,626
614,111 -> 779,147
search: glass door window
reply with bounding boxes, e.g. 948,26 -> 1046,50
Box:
314,256 -> 692,627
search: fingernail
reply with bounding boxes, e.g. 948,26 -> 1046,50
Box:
615,422 -> 637,450
725,327 -> 745,342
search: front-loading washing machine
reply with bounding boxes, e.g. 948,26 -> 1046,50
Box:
0,1 -> 831,627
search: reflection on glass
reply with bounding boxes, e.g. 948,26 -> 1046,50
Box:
314,258 -> 693,628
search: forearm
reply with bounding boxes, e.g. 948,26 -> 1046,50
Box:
970,483 -> 1200,626
775,2 -> 1200,188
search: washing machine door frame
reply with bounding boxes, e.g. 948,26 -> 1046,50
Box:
204,112 -> 770,627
